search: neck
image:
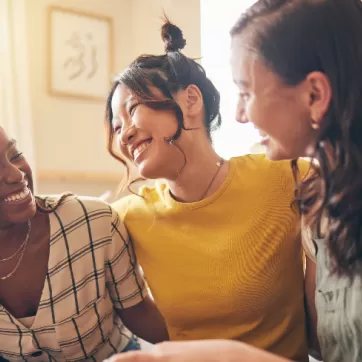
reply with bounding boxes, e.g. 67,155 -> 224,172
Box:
167,145 -> 227,203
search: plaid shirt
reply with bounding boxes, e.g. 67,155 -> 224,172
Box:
0,195 -> 147,361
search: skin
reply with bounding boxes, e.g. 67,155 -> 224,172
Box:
0,127 -> 168,345
105,31 -> 333,362
111,84 -> 229,203
0,127 -> 48,318
105,340 -> 290,362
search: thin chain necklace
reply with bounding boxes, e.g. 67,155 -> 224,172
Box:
198,159 -> 225,201
0,220 -> 32,280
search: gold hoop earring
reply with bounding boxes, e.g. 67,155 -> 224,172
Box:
311,118 -> 320,130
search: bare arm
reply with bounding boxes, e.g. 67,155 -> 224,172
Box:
106,340 -> 290,362
116,294 -> 169,344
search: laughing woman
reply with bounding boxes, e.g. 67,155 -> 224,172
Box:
0,127 -> 167,361
108,19 -> 309,362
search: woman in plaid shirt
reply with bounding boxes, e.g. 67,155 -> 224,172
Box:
0,126 -> 168,361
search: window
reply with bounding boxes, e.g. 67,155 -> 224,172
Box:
0,0 -> 35,170
201,0 -> 260,158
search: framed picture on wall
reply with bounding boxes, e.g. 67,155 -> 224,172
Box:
48,6 -> 113,101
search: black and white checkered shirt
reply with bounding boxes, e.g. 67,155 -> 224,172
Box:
0,195 -> 147,361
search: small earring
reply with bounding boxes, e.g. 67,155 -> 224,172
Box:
311,118 -> 320,130
168,138 -> 175,146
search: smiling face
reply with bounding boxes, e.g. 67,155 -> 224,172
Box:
110,84 -> 184,179
230,36 -> 318,161
0,128 -> 36,228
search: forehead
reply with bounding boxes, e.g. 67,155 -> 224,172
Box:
230,35 -> 282,90
231,36 -> 253,73
0,128 -> 14,153
111,84 -> 133,112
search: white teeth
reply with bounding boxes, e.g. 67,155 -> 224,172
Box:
4,187 -> 30,203
133,141 -> 151,159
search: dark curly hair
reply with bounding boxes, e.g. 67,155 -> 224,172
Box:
231,0 -> 362,277
105,17 -> 222,191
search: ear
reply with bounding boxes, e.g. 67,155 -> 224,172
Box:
174,84 -> 203,125
305,71 -> 332,127
185,84 -> 203,112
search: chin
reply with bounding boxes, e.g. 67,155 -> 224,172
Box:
4,200 -> 37,226
265,145 -> 293,161
137,163 -> 161,180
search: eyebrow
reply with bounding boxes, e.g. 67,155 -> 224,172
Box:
111,115 -> 121,127
111,97 -> 136,124
233,79 -> 250,88
7,139 -> 17,150
0,139 -> 17,156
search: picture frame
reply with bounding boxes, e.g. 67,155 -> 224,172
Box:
47,6 -> 113,101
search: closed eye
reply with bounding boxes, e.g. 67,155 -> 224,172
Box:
129,103 -> 140,116
10,152 -> 23,162
112,118 -> 123,133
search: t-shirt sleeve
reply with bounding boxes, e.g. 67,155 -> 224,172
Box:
105,205 -> 148,309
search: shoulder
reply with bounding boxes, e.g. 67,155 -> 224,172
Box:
232,153 -> 294,180
39,194 -> 118,230
112,182 -> 167,218
112,194 -> 139,220
232,153 -> 291,171
38,194 -> 112,214
231,155 -> 313,201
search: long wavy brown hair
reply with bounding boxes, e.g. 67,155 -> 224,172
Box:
231,0 -> 362,277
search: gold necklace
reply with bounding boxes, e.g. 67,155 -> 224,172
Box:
198,159 -> 225,201
0,220 -> 32,280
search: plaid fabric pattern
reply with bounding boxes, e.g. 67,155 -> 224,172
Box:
0,196 -> 147,361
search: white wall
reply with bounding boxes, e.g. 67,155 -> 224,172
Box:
201,0 -> 260,158
22,0 -> 200,200
0,0 -> 35,170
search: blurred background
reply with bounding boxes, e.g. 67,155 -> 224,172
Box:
0,0 -> 263,202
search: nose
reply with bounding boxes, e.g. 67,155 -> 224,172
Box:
120,125 -> 136,146
235,100 -> 249,124
1,164 -> 25,185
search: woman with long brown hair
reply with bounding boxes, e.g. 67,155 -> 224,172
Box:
108,0 -> 362,361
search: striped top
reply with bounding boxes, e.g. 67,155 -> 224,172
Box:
0,195 -> 147,361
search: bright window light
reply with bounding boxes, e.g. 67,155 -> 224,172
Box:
200,0 -> 260,159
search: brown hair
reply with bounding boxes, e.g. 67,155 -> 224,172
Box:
231,0 -> 362,277
105,18 -> 222,191
35,193 -> 73,213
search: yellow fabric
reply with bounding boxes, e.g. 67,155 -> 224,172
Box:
113,154 -> 308,361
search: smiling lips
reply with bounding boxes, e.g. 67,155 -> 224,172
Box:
132,139 -> 152,161
257,130 -> 270,145
4,187 -> 31,204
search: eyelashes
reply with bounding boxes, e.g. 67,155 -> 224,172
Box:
11,152 -> 23,161
129,103 -> 140,116
113,103 -> 141,133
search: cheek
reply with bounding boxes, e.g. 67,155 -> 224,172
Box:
245,97 -> 263,127
113,133 -> 131,160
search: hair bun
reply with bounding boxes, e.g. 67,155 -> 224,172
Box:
161,20 -> 186,52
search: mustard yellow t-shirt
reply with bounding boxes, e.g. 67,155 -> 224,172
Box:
113,154 -> 308,361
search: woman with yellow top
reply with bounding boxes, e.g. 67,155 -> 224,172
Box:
107,20 -> 308,362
